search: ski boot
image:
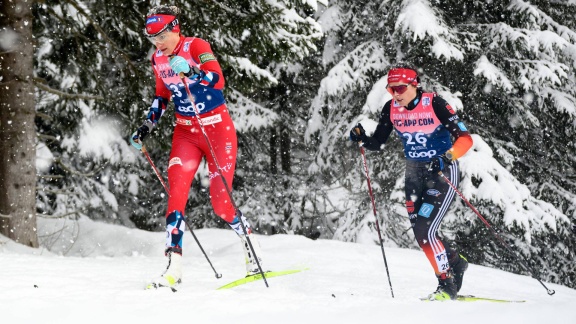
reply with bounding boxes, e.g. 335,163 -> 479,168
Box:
241,233 -> 264,276
228,212 -> 264,276
146,248 -> 182,290
451,254 -> 469,292
427,271 -> 457,301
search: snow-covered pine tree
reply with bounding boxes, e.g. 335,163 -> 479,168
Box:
229,1 -> 329,236
306,0 -> 410,244
453,0 -> 576,287
306,0 -> 576,287
34,1 -> 157,234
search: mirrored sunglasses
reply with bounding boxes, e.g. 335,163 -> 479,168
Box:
387,84 -> 410,95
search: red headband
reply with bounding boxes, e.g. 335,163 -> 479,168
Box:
145,14 -> 180,36
387,68 -> 418,85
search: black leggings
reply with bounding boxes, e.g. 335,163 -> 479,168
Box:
404,160 -> 460,274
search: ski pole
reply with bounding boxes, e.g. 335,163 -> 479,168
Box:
438,171 -> 555,295
139,142 -> 222,279
141,145 -> 170,195
177,72 -> 268,287
356,134 -> 394,298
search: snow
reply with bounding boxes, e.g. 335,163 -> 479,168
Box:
225,55 -> 279,85
395,0 -> 464,60
458,135 -> 569,241
61,116 -> 137,164
36,142 -> 54,173
474,55 -> 514,92
362,77 -> 392,115
2,217 -> 575,324
0,28 -> 19,51
228,88 -> 279,132
307,41 -> 388,138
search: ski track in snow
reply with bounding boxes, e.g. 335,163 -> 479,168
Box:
1,218 -> 575,324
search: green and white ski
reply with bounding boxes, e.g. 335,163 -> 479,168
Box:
217,268 -> 308,290
456,295 -> 526,303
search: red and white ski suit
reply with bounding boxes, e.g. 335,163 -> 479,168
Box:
148,35 -> 238,229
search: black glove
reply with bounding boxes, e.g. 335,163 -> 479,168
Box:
428,153 -> 453,174
136,121 -> 153,141
186,65 -> 202,79
349,123 -> 368,143
130,120 -> 155,149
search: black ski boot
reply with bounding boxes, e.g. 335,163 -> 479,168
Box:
451,254 -> 469,292
427,271 -> 457,301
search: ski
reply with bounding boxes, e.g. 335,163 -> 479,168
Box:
456,295 -> 526,303
217,268 -> 308,290
420,294 -> 526,303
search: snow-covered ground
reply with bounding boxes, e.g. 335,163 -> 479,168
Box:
1,217 -> 575,324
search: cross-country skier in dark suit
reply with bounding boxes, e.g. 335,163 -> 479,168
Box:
350,63 -> 473,300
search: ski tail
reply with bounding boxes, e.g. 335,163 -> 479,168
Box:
456,295 -> 526,303
420,294 -> 526,303
217,268 -> 308,290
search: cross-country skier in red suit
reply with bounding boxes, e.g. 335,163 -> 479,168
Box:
130,5 -> 263,289
350,63 -> 473,300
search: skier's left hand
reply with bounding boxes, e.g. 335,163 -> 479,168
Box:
130,120 -> 154,150
428,154 -> 452,174
349,123 -> 368,143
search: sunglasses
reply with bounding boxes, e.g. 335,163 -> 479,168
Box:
387,84 -> 410,95
147,30 -> 170,44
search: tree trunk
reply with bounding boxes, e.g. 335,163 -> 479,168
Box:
270,128 -> 278,174
280,125 -> 291,174
0,1 -> 38,247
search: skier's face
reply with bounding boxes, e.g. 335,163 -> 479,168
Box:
150,30 -> 180,56
387,83 -> 417,106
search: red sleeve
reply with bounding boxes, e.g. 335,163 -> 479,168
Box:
152,55 -> 172,99
189,38 -> 225,89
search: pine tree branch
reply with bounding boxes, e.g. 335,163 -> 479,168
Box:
33,78 -> 104,100
207,0 -> 248,17
62,0 -> 137,71
37,211 -> 79,219
55,158 -> 108,178
36,187 -> 75,194
36,112 -> 54,121
37,175 -> 65,179
38,133 -> 59,142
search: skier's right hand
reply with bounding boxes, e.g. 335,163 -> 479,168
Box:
130,120 -> 155,150
169,55 -> 191,76
349,123 -> 368,143
428,154 -> 452,174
